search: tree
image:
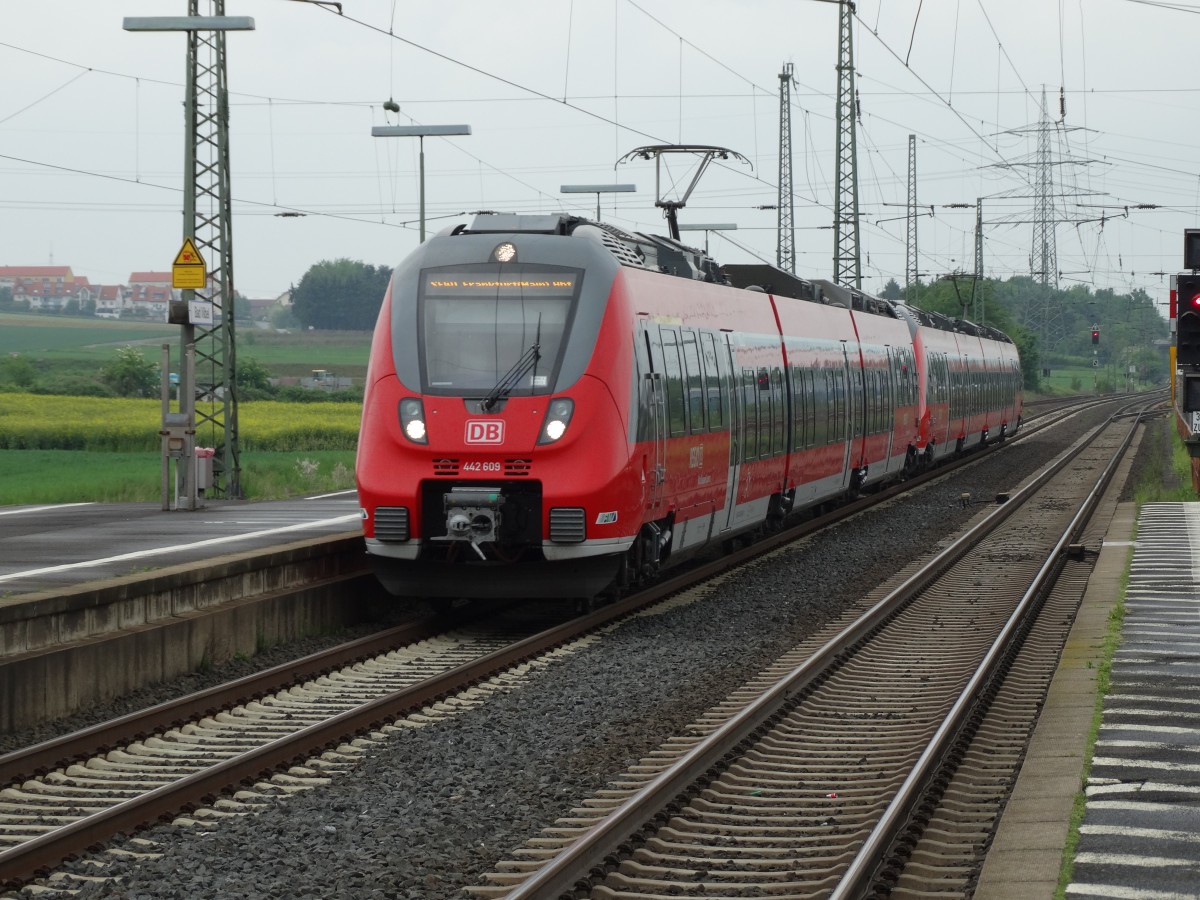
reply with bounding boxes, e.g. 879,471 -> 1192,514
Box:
290,259 -> 392,330
879,278 -> 902,301
237,356 -> 273,392
101,346 -> 159,398
0,285 -> 13,309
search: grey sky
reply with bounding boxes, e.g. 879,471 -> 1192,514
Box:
0,0 -> 1195,304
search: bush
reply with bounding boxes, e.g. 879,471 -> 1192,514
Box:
101,346 -> 159,398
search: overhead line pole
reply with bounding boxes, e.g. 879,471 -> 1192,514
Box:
905,134 -> 917,305
777,63 -> 796,273
125,2 -> 253,501
833,0 -> 862,289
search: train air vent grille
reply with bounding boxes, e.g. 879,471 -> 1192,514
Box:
599,232 -> 647,268
504,459 -> 532,476
549,507 -> 586,543
374,507 -> 410,542
432,458 -> 460,476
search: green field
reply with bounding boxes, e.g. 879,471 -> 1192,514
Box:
0,450 -> 357,504
0,313 -> 176,358
0,311 -> 372,381
0,312 -> 370,503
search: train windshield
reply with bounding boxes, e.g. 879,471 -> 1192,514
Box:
418,263 -> 582,396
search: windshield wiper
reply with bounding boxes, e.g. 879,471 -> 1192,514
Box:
480,319 -> 542,412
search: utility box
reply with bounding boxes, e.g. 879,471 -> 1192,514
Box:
195,447 -> 215,491
161,412 -> 192,458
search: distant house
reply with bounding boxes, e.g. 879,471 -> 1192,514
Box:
96,285 -> 125,319
0,266 -> 84,311
12,278 -> 91,312
0,265 -> 75,287
126,272 -> 178,319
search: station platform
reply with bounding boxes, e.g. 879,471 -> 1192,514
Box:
0,492 -> 361,596
976,501 -> 1200,898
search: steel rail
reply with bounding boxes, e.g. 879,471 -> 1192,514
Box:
501,397 -> 1139,900
0,601 -> 462,787
0,392 -> 1133,891
830,397 -> 1153,898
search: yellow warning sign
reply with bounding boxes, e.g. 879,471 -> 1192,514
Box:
172,237 -> 207,290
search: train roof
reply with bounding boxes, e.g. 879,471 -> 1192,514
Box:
895,304 -> 1013,343
451,213 -> 1011,340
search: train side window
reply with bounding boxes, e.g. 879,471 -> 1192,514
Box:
701,332 -> 723,429
872,369 -> 881,435
834,369 -> 846,441
661,328 -> 687,437
805,369 -> 818,448
682,331 -> 705,434
790,364 -> 804,451
742,368 -> 759,459
757,367 -> 773,457
771,366 -> 785,455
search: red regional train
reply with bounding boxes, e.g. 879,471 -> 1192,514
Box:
355,214 -> 1023,600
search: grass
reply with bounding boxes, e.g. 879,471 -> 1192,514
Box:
1132,415 -> 1199,504
0,449 -> 356,504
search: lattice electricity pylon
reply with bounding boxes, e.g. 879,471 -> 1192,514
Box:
905,134 -> 917,304
777,63 -> 796,273
1033,88 -> 1057,292
186,0 -> 241,497
833,0 -> 862,289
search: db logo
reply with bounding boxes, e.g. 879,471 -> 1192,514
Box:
465,420 -> 505,444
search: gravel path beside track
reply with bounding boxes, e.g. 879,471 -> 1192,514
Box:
9,404 -> 1145,899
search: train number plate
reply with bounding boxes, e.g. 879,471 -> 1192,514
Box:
462,461 -> 502,473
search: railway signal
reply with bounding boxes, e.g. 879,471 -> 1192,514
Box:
1177,273 -> 1200,367
1091,327 -> 1100,345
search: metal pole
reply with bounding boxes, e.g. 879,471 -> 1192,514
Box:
418,135 -> 426,243
161,344 -> 171,511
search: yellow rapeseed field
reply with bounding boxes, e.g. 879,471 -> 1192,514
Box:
0,393 -> 361,451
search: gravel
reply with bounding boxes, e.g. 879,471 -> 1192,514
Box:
17,405 -> 1139,899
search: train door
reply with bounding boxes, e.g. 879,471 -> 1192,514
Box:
639,323 -> 667,512
882,347 -> 899,470
720,332 -> 741,534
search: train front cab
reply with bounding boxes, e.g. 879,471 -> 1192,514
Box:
357,230 -> 649,599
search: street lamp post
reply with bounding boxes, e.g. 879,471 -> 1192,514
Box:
371,124 -> 471,242
678,223 -> 738,254
560,183 -> 636,221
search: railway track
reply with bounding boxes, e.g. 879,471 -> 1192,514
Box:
0,394 -> 1142,893
465,398 -> 1152,898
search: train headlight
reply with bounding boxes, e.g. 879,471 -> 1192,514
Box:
537,398 -> 574,444
398,397 -> 428,444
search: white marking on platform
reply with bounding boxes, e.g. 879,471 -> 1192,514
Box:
0,503 -> 95,516
0,514 -> 359,582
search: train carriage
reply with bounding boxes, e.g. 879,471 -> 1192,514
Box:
356,213 -> 1022,601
